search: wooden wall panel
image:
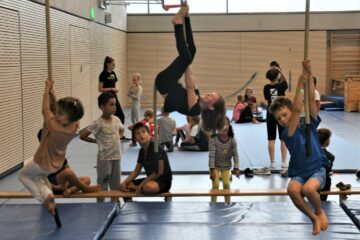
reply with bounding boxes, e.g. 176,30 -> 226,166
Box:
330,31 -> 360,95
0,0 -> 127,176
127,33 -> 158,107
127,31 -> 327,107
0,7 -> 23,174
70,25 -> 92,126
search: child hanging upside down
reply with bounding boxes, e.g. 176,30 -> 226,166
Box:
155,4 -> 226,134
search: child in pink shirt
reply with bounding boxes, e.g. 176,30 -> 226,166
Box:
18,79 -> 92,214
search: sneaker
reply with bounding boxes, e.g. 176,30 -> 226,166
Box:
335,181 -> 351,190
270,161 -> 276,168
281,161 -> 289,168
121,136 -> 131,141
253,167 -> 271,175
129,142 -> 137,147
244,168 -> 254,178
280,169 -> 288,177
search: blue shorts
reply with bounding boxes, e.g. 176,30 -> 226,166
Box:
291,167 -> 326,190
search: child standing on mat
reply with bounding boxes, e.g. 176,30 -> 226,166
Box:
209,117 -> 240,203
264,66 -> 288,168
80,92 -> 124,203
269,60 -> 329,235
99,56 -> 129,141
120,123 -> 172,195
128,73 -> 143,124
155,5 -> 226,133
18,79 -> 93,214
158,110 -> 177,152
317,128 -> 335,201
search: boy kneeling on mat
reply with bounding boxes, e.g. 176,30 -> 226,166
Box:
269,60 -> 329,236
120,123 -> 173,196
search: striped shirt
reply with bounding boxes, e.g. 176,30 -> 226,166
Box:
208,136 -> 240,170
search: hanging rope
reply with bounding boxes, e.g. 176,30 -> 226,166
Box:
304,0 -> 312,156
45,0 -> 62,228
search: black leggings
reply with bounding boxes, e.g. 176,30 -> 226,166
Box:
236,106 -> 254,123
155,18 -> 197,114
113,94 -> 125,124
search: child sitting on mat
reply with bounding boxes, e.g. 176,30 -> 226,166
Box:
269,60 -> 329,235
18,79 -> 94,215
317,128 -> 335,201
120,123 -> 172,195
209,116 -> 240,203
232,95 -> 260,124
37,130 -> 100,197
80,92 -> 124,203
154,4 -> 226,134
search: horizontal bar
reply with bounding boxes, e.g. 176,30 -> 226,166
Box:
0,188 -> 359,199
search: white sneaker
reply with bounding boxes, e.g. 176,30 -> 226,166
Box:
281,161 -> 289,168
270,161 -> 276,168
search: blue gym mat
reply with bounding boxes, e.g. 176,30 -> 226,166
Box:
65,110 -> 360,174
341,200 -> 360,230
0,203 -> 117,240
103,201 -> 360,240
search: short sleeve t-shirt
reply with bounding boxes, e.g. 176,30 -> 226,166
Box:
137,141 -> 172,182
99,71 -> 118,94
281,116 -> 328,178
87,116 -> 123,160
263,81 -> 288,107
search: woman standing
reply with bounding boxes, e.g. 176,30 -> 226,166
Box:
99,56 -> 129,140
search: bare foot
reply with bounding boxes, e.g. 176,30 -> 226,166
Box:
179,5 -> 189,17
172,13 -> 184,25
44,193 -> 56,215
317,210 -> 329,231
252,119 -> 261,124
312,216 -> 321,236
63,188 -> 72,198
83,184 -> 101,193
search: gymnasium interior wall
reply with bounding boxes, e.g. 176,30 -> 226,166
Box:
0,0 -> 127,176
127,12 -> 360,107
0,1 -> 359,177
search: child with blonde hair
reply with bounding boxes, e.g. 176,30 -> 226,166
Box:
128,73 -> 143,124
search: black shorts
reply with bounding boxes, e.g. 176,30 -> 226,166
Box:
266,112 -> 285,140
133,177 -> 172,193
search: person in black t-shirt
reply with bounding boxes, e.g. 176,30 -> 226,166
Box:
120,123 -> 172,194
263,66 -> 289,169
155,5 -> 226,134
99,56 -> 130,140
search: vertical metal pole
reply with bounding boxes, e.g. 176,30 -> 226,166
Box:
304,0 -> 312,156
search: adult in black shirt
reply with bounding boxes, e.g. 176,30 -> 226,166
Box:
263,67 -> 288,168
99,57 -> 125,124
